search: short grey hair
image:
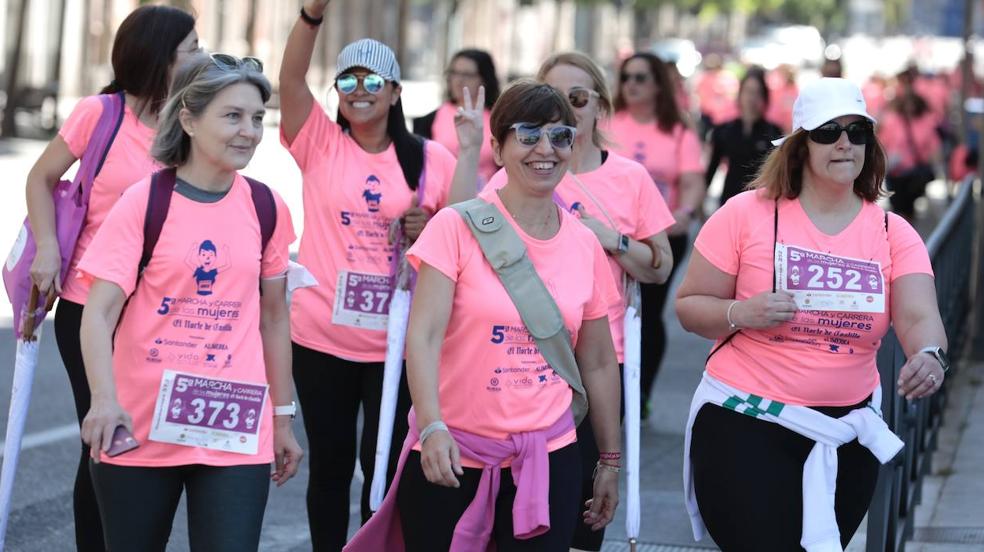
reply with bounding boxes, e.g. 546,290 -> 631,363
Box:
152,53 -> 272,167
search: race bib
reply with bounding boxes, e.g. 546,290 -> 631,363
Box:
149,370 -> 267,456
775,244 -> 885,313
332,271 -> 393,330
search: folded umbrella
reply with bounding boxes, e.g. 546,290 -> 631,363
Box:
623,283 -> 642,551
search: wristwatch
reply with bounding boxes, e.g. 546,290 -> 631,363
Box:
274,401 -> 297,418
613,233 -> 630,256
918,346 -> 950,373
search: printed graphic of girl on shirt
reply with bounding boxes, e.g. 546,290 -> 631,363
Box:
362,174 -> 383,212
184,239 -> 229,296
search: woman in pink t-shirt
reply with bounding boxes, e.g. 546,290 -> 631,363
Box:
535,51 -> 674,552
413,49 -> 501,185
389,80 -> 622,552
278,2 -> 485,547
22,6 -> 198,549
609,52 -> 705,420
675,78 -> 947,550
880,70 -> 942,221
78,54 -> 302,551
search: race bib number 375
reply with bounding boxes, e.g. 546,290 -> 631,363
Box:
150,370 -> 267,455
775,244 -> 885,313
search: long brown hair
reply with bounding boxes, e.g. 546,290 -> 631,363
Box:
613,53 -> 682,134
750,129 -> 887,202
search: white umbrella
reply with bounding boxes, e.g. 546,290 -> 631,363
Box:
369,240 -> 415,511
623,284 -> 642,551
0,287 -> 50,549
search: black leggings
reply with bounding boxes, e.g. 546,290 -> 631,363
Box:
53,298 -> 105,551
690,402 -> 880,551
640,234 -> 689,406
396,444 -> 581,552
89,461 -> 270,551
292,343 -> 411,551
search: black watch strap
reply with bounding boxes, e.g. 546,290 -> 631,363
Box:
300,7 -> 324,26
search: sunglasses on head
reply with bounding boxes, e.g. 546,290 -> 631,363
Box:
808,120 -> 872,145
567,87 -> 599,109
209,53 -> 263,73
510,122 -> 577,149
336,73 -> 386,95
620,72 -> 649,84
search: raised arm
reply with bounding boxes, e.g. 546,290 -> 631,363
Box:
279,0 -> 330,144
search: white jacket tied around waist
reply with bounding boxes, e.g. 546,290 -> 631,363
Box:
683,372 -> 904,552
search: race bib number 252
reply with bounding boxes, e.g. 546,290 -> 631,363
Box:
775,244 -> 885,313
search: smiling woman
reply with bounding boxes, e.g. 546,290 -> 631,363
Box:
76,53 -> 302,551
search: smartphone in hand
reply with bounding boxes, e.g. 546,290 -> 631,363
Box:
105,425 -> 139,457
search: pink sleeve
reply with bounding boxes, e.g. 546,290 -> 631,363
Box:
260,191 -> 297,278
693,198 -> 743,275
420,141 -> 457,212
886,212 -> 933,280
584,238 -> 620,320
632,166 -> 675,238
406,207 -> 465,282
279,103 -> 342,170
76,181 -> 150,296
679,128 -> 703,174
58,96 -> 104,159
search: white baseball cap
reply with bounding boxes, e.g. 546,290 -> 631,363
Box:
336,38 -> 401,83
772,78 -> 876,146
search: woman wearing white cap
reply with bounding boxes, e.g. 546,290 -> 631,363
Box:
279,1 -> 484,549
675,78 -> 947,550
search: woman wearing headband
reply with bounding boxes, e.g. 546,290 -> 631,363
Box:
676,78 -> 947,550
279,2 -> 484,548
78,53 -> 300,551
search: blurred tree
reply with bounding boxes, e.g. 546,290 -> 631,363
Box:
1,0 -> 30,137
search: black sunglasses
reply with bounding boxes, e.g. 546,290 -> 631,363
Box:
620,72 -> 649,84
808,121 -> 872,145
567,87 -> 599,109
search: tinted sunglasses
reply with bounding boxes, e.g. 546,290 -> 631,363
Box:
808,120 -> 872,145
620,72 -> 649,84
210,53 -> 263,73
510,122 -> 577,149
567,87 -> 599,109
336,73 -> 386,95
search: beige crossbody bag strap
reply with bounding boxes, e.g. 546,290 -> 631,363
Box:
451,198 -> 588,425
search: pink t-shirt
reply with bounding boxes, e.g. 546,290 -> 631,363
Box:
608,112 -> 703,211
430,102 -> 498,186
878,111 -> 941,176
694,190 -> 933,406
281,104 -> 457,362
487,153 -> 674,361
59,95 -> 162,304
77,174 -> 296,466
695,70 -> 739,124
406,187 -> 619,467
766,82 -> 798,133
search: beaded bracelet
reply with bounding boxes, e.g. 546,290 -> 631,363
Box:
599,451 -> 622,461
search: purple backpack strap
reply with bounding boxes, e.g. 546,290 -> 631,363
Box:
244,176 -> 277,253
140,168 -> 177,274
78,92 -> 126,204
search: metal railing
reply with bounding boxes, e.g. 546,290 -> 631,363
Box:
866,177 -> 978,552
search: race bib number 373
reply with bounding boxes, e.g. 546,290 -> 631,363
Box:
149,370 -> 267,455
775,244 -> 885,313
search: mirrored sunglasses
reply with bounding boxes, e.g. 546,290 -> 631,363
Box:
808,120 -> 872,145
336,73 -> 386,95
510,122 -> 577,149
